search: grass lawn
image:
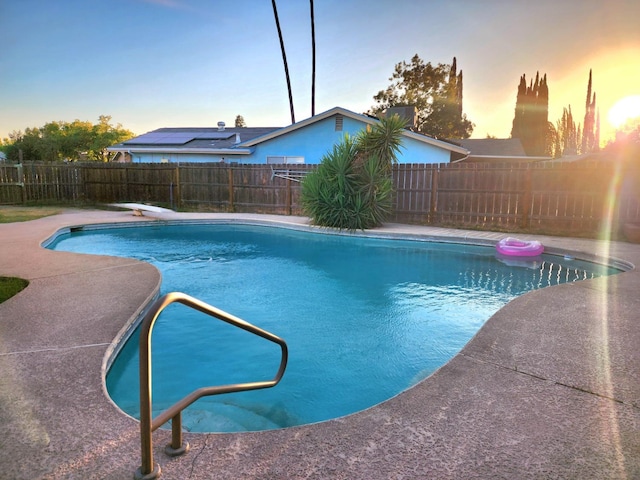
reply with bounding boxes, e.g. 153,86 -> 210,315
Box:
0,206 -> 62,223
0,276 -> 29,303
0,207 -> 57,303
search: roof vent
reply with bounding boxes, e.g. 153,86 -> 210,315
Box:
217,121 -> 226,131
235,133 -> 241,144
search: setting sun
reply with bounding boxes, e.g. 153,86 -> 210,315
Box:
607,95 -> 640,129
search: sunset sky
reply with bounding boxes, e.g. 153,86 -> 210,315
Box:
1,0 -> 639,145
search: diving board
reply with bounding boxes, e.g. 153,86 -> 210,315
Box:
109,203 -> 173,216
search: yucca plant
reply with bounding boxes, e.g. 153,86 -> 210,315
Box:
356,114 -> 407,172
302,115 -> 404,230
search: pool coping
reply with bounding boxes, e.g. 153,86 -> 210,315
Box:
2,209 -> 640,479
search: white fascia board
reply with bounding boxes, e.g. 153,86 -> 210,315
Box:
402,131 -> 469,155
466,155 -> 552,161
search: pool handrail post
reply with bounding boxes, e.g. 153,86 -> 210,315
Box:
165,413 -> 189,456
135,291 -> 288,479
136,293 -> 169,480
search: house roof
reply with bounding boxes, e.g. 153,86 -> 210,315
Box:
107,127 -> 279,155
455,138 -> 527,156
107,107 -> 470,158
242,107 -> 470,155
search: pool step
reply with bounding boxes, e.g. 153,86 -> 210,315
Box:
179,402 -> 290,432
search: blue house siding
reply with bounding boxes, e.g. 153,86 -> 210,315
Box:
250,115 -> 366,164
395,137 -> 452,164
248,114 -> 451,165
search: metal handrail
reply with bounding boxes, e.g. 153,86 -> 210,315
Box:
134,292 -> 288,480
270,165 -> 311,182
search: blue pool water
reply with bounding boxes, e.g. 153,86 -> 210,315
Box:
48,223 -> 618,432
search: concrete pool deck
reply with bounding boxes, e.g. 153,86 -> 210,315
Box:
1,209 -> 639,479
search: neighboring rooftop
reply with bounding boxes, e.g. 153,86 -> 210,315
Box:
448,137 -> 552,162
457,138 -> 527,156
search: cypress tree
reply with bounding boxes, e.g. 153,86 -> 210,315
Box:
581,69 -> 597,153
511,75 -> 528,144
556,106 -> 578,156
511,72 -> 549,156
447,57 -> 463,117
456,70 -> 463,116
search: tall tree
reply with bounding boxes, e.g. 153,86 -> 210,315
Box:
448,57 -> 463,117
511,72 -> 549,156
89,115 -> 132,161
2,117 -> 133,162
556,105 -> 578,156
511,75 -> 528,147
581,69 -> 598,153
310,0 -> 316,117
271,0 -> 295,124
369,55 -> 474,138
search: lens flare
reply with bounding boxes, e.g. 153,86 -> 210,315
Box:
607,95 -> 640,129
596,159 -> 628,476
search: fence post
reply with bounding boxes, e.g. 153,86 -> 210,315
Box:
428,166 -> 439,224
174,166 -> 181,210
228,166 -> 234,212
520,165 -> 532,228
17,163 -> 26,204
286,178 -> 292,215
125,165 -> 130,201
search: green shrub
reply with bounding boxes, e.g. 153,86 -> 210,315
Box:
302,115 -> 405,230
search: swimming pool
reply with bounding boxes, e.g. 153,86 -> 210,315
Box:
48,223 -> 619,433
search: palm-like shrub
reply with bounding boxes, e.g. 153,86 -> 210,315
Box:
302,115 -> 405,230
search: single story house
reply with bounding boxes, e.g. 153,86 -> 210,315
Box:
107,107 -> 469,164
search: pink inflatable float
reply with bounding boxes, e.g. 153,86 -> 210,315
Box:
496,237 -> 544,257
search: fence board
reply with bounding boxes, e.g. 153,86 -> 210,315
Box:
0,164 -> 24,204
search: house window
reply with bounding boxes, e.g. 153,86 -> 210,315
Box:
267,156 -> 305,164
335,114 -> 344,131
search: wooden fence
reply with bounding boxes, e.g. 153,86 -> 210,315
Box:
393,161 -> 640,234
1,161 -> 638,236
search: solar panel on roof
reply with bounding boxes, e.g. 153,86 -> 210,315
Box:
126,132 -> 196,145
128,133 -> 163,141
193,132 -> 235,140
125,130 -> 240,146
